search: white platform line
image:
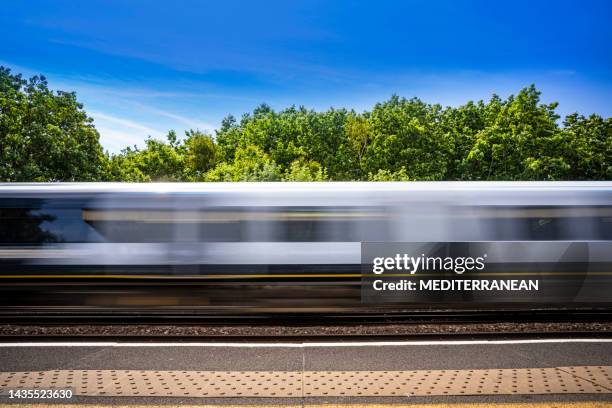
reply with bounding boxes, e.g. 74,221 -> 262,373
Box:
0,338 -> 611,348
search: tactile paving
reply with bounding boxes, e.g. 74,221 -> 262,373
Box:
0,371 -> 299,397
558,366 -> 612,391
303,368 -> 610,397
0,367 -> 610,398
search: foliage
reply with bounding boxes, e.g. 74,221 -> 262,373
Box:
183,130 -> 217,180
108,132 -> 183,181
283,158 -> 328,181
461,86 -> 568,180
108,130 -> 217,181
362,96 -> 450,180
2,66 -> 611,182
562,113 -> 612,180
204,145 -> 281,181
0,67 -> 107,181
367,167 -> 411,181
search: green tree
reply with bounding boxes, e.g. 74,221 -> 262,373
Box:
462,85 -> 569,180
215,105 -> 353,180
295,107 -> 353,179
367,167 -> 411,181
182,130 -> 217,180
4,66 -> 611,183
363,95 -> 451,180
438,100 -> 487,179
344,112 -> 371,179
108,129 -> 218,181
283,158 -> 328,181
562,113 -> 612,180
0,67 -> 107,181
205,145 -> 281,181
108,132 -> 185,181
107,147 -> 150,181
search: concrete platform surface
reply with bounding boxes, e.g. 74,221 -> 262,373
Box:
0,338 -> 611,405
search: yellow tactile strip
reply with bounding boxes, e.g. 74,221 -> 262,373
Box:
303,368 -> 611,397
0,367 -> 610,398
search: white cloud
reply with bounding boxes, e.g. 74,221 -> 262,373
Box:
95,126 -> 144,153
89,111 -> 167,153
133,106 -> 216,133
90,111 -> 163,136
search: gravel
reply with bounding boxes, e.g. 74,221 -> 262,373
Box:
1,322 -> 610,338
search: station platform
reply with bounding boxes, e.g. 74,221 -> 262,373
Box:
0,338 -> 611,406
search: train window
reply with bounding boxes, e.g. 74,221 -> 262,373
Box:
88,219 -> 176,242
0,207 -> 60,244
469,206 -> 612,241
528,217 -> 559,240
0,199 -> 103,244
198,219 -> 243,242
240,208 -> 331,241
241,207 -> 387,242
83,207 -> 245,242
600,217 -> 612,240
526,208 -> 610,240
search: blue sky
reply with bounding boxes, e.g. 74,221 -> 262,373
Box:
1,0 -> 611,153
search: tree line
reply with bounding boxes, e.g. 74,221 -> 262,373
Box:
1,66 -> 610,182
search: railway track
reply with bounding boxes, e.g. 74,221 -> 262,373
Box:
0,306 -> 611,323
2,322 -> 611,340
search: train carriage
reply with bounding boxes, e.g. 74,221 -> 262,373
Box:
1,182 -> 611,317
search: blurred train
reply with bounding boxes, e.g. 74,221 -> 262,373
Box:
1,182 -> 612,316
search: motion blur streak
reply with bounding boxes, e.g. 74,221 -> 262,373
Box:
0,182 -> 611,315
